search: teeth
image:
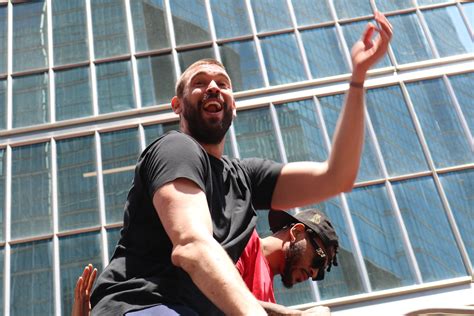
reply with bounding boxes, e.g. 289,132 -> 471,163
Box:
203,101 -> 222,111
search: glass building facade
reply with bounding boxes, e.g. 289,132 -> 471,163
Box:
0,0 -> 472,315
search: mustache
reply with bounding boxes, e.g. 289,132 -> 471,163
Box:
201,92 -> 224,103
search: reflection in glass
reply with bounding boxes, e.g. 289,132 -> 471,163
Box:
366,85 -> 427,176
291,0 -> 332,26
388,13 -> 433,64
341,19 -> 391,69
374,0 -> 414,12
260,33 -> 306,86
131,0 -> 170,52
0,150 -> 4,241
220,40 -> 264,92
449,72 -> 474,135
107,227 -> 122,259
137,54 -> 176,107
170,0 -> 211,46
59,232 -> 102,316
178,47 -> 215,73
12,0 -> 49,72
10,240 -> 53,315
144,122 -> 179,146
423,6 -> 473,57
11,143 -> 52,239
210,0 -> 251,39
319,94 -> 383,182
302,198 -> 365,299
392,177 -> 466,282
333,0 -> 373,19
57,135 -> 99,232
96,60 -> 135,114
346,185 -> 415,291
462,2 -> 474,29
439,170 -> 474,269
301,26 -> 349,78
0,80 -> 5,130
406,79 -> 473,168
251,0 -> 292,33
101,128 -> 141,224
52,0 -> 89,66
233,107 -> 281,162
12,73 -> 49,128
275,99 -> 327,162
55,67 -> 92,121
91,0 -> 129,59
0,6 -> 7,74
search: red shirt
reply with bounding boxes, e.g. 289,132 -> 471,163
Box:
236,229 -> 276,303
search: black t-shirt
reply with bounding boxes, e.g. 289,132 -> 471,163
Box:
90,131 -> 283,315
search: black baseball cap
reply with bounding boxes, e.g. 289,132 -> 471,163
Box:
268,209 -> 339,280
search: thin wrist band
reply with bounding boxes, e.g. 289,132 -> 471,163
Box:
349,81 -> 364,89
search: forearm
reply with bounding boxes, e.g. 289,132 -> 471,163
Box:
172,237 -> 266,315
259,301 -> 302,316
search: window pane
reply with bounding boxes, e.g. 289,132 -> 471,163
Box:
210,0 -> 251,39
406,79 -> 473,168
55,66 -> 93,121
418,0 -> 450,5
341,19 -> 391,69
12,0 -> 48,72
260,33 -> 307,86
96,60 -> 135,114
375,0 -> 414,12
107,227 -> 121,259
137,54 -> 176,107
91,0 -> 129,59
233,107 -> 282,162
388,13 -> 434,64
57,135 -> 99,232
170,0 -> 211,46
131,0 -> 170,52
333,0 -> 373,19
302,198 -> 366,299
439,170 -> 474,269
423,6 -> 473,57
12,73 -> 49,128
251,0 -> 292,33
0,79 -> 5,130
462,2 -> 474,29
275,99 -> 328,162
143,122 -> 179,146
392,177 -> 466,282
0,6 -> 7,74
449,72 -> 474,135
11,143 -> 52,239
366,85 -> 428,176
59,232 -> 102,316
301,26 -> 349,78
0,150 -> 4,241
219,40 -> 264,92
291,0 -> 332,26
52,0 -> 89,66
346,185 -> 416,291
10,240 -> 53,316
178,47 -> 215,73
319,94 -> 383,182
101,128 -> 141,224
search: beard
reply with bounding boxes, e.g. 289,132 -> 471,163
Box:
281,241 -> 305,289
181,93 -> 233,145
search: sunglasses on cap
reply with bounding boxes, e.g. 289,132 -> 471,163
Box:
305,228 -> 330,281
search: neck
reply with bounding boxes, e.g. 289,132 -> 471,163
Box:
261,233 -> 287,276
200,141 -> 225,159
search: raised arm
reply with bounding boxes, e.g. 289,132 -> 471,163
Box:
272,12 -> 392,210
154,178 -> 266,315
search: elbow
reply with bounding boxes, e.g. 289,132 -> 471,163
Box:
171,238 -> 207,271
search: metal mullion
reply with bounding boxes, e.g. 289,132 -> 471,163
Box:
415,6 -> 440,59
228,124 -> 240,159
94,131 -> 109,268
124,0 -> 142,110
269,103 -> 287,164
50,138 -> 61,315
6,0 -> 12,131
286,0 -> 312,81
85,0 -> 99,117
138,124 -> 146,152
244,0 -> 270,87
163,0 -> 181,78
4,145 -> 11,316
46,0 -> 54,124
457,1 -> 473,38
442,74 -> 473,151
204,0 -> 221,62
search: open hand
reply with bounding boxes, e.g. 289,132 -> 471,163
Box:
72,264 -> 97,316
351,11 -> 393,83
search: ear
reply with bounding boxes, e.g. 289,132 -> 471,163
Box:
171,96 -> 182,115
232,100 -> 237,118
289,223 -> 306,242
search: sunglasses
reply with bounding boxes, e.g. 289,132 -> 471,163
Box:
306,228 -> 329,281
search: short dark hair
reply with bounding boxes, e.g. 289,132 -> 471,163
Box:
175,59 -> 227,98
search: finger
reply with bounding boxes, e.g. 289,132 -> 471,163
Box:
375,11 -> 393,37
362,23 -> 376,46
86,268 -> 98,293
82,266 -> 92,287
75,276 -> 84,299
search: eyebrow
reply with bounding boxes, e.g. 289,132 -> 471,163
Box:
190,71 -> 230,83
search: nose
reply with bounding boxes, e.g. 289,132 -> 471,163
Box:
206,80 -> 220,94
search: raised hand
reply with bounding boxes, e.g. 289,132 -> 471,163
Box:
72,264 -> 97,316
351,11 -> 393,83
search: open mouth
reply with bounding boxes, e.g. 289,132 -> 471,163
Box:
203,100 -> 223,113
